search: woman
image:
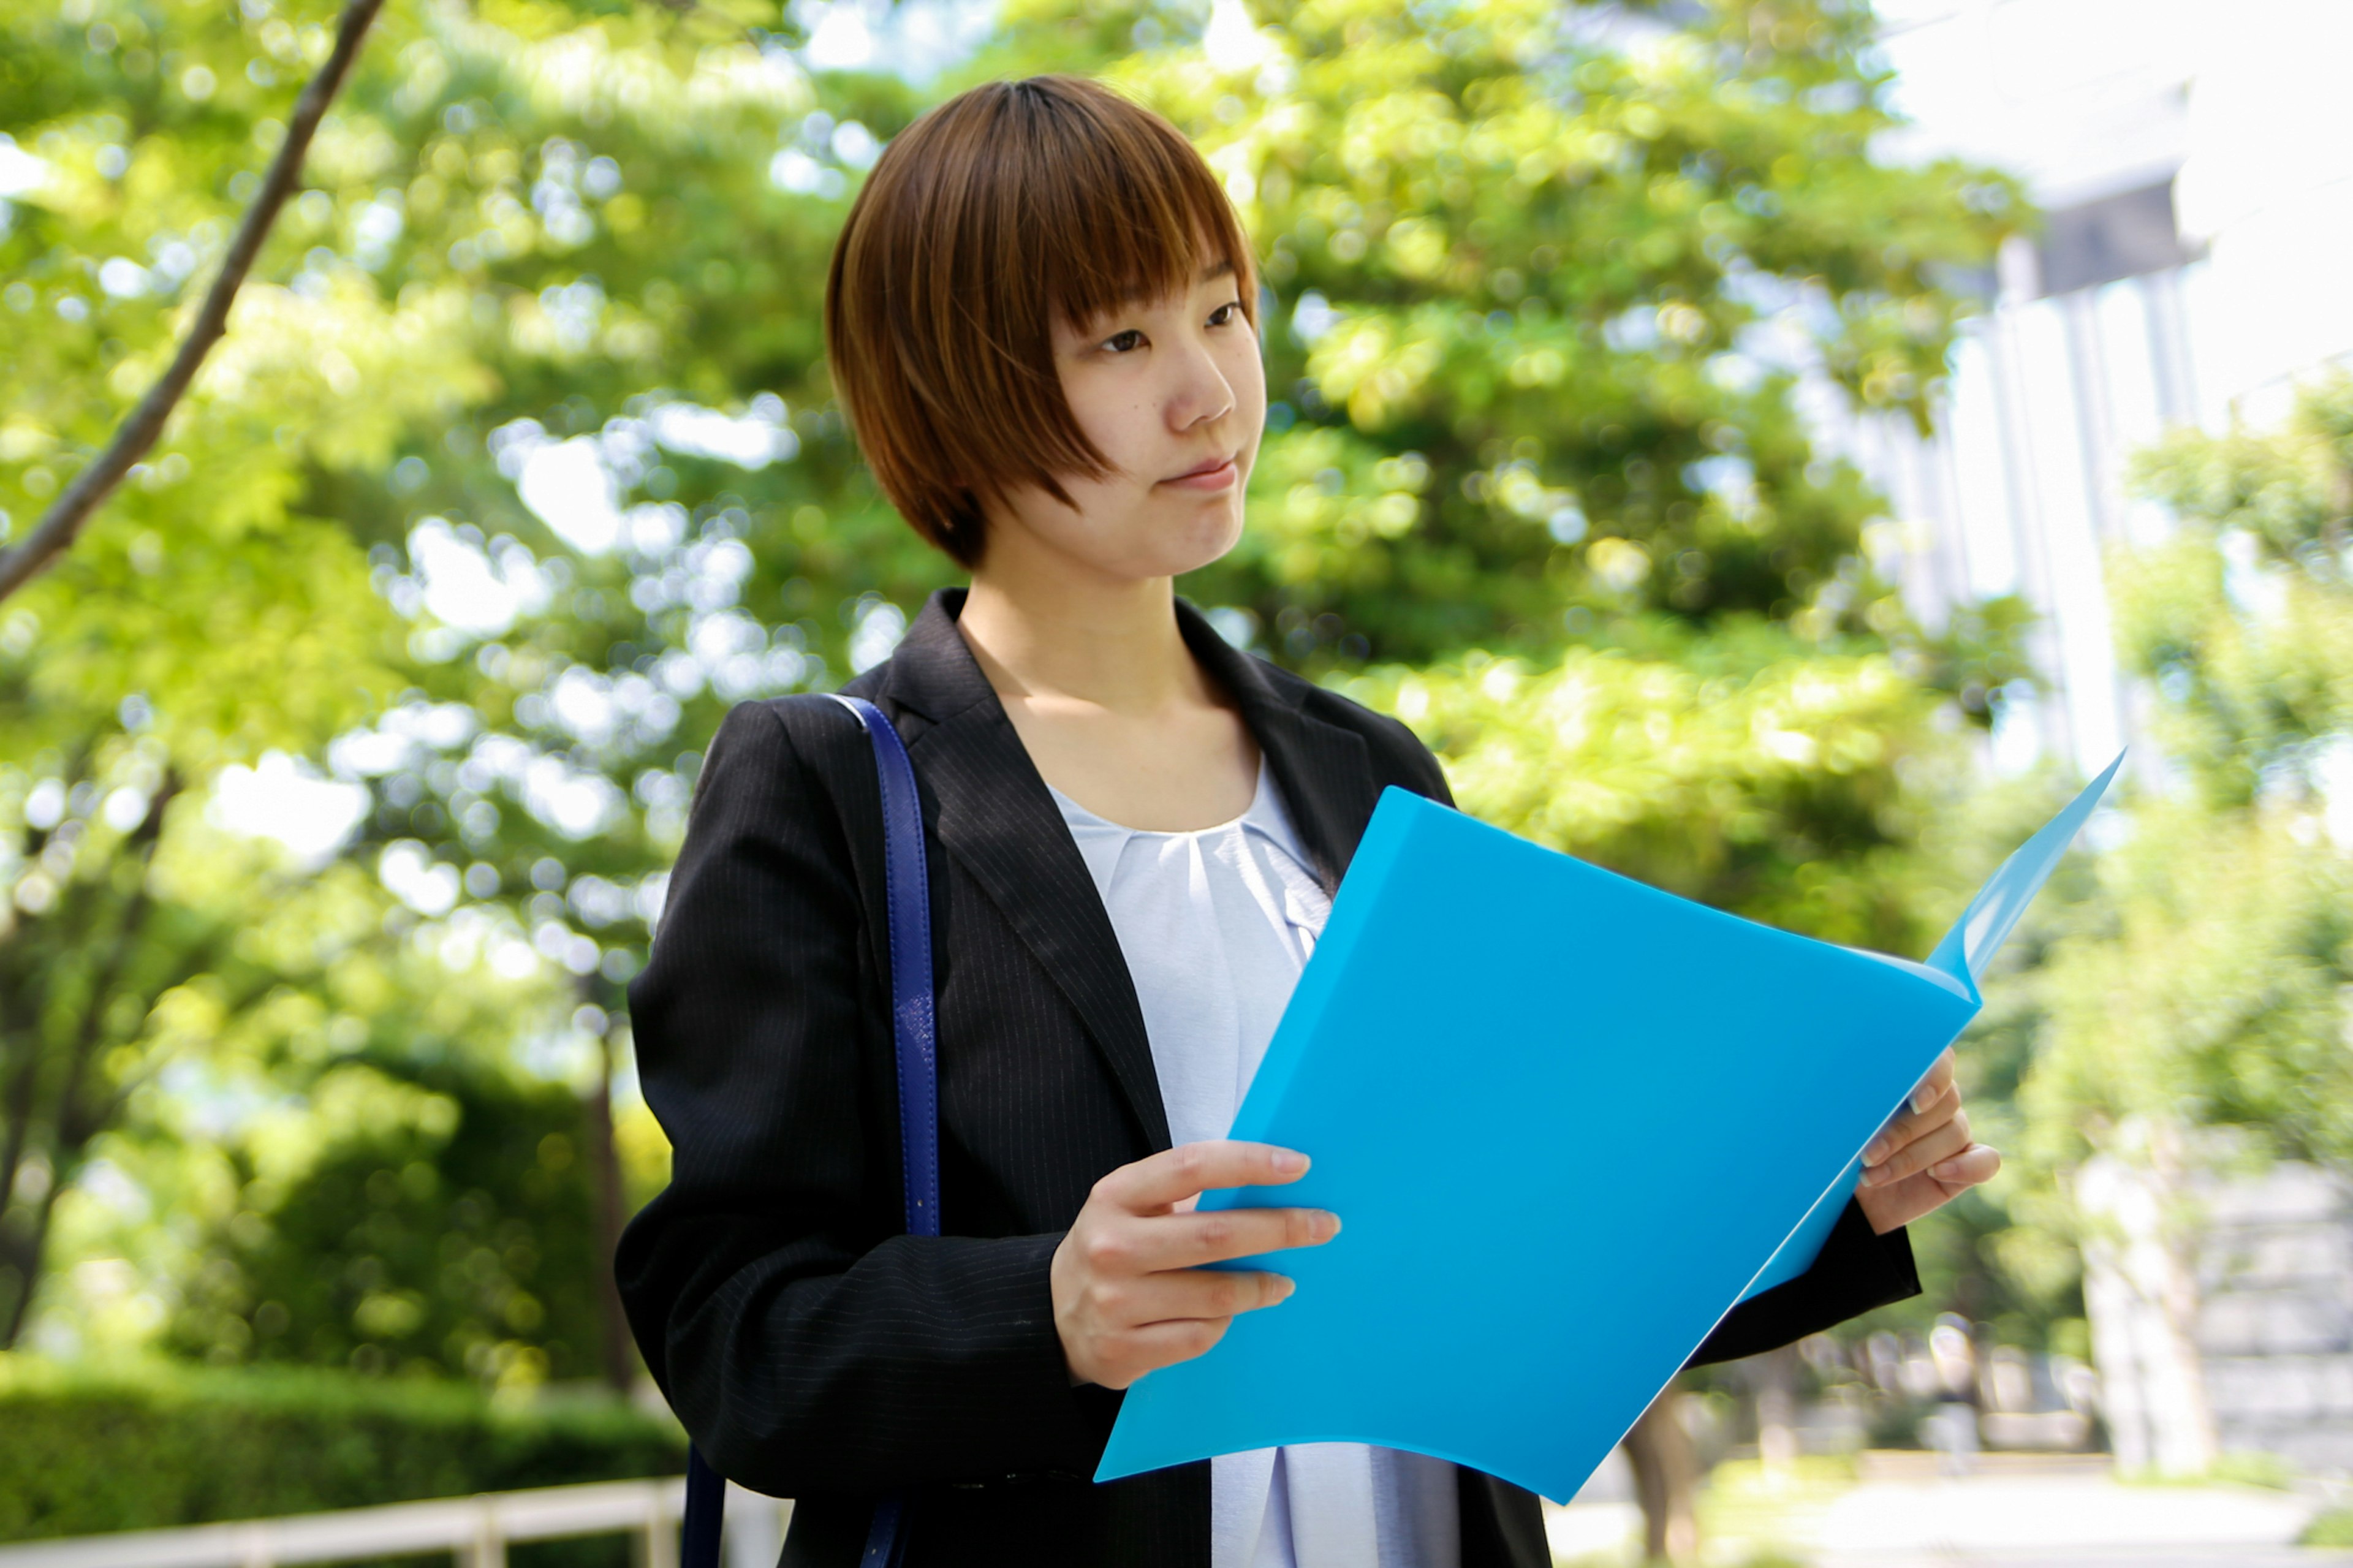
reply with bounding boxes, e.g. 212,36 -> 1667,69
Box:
616,75 -> 1999,1568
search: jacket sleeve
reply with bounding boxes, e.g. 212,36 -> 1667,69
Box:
1684,1198 -> 1920,1366
615,700 -> 1097,1497
1388,711 -> 1457,808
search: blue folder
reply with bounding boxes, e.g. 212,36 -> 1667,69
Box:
1097,754 -> 2123,1501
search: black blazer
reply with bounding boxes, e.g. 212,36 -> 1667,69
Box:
618,588 -> 1920,1567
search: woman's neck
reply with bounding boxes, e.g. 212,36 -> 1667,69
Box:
952,525 -> 1259,833
957,560 -> 1205,718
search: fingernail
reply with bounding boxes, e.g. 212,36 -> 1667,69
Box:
1272,1150 -> 1308,1175
1273,1276 -> 1296,1302
1933,1159 -> 1963,1181
1912,1086 -> 1936,1115
1862,1137 -> 1889,1166
1860,1164 -> 1886,1188
1319,1211 -> 1343,1240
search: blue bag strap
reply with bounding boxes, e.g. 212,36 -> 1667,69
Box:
680,1449 -> 724,1567
680,694 -> 938,1568
830,694 -> 942,1239
858,1495 -> 909,1568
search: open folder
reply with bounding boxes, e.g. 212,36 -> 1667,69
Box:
1097,754 -> 2123,1501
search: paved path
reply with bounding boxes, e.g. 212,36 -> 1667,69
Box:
1545,1452 -> 2351,1566
1815,1466 -> 2326,1564
1816,1544 -> 2353,1553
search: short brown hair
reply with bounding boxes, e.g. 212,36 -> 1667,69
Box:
824,76 -> 1259,567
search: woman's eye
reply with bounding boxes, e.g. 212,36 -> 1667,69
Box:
1208,300 -> 1241,327
1104,329 -> 1146,354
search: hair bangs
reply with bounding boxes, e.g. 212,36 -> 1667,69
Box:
1015,85 -> 1257,340
825,76 -> 1259,568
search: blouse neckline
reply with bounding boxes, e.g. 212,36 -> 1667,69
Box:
1045,756 -> 1273,841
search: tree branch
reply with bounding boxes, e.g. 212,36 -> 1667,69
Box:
0,0 -> 388,605
0,1171 -> 66,1348
0,771 -> 182,1349
0,1012 -> 34,1221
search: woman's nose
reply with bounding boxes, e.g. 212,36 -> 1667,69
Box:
1165,334 -> 1235,431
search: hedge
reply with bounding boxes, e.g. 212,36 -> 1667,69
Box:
0,1357 -> 686,1545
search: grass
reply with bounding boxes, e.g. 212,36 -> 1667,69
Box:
1692,1455 -> 1857,1566
2302,1507 -> 2353,1548
1549,1458 -> 1855,1568
2115,1450 -> 2298,1491
1554,1548 -> 1811,1568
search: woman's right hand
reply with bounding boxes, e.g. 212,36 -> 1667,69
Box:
1051,1140 -> 1340,1390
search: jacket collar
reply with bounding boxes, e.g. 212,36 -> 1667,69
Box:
868,588 -> 1377,1151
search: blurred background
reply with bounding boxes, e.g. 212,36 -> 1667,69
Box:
3,0 -> 2351,1563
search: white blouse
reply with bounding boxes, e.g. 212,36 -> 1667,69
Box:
1050,760 -> 1461,1568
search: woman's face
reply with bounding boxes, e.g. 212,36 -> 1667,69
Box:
981,256 -> 1265,583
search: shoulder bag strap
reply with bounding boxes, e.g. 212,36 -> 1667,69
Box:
680,693 -> 938,1568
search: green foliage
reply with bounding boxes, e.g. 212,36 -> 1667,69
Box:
0,1355 -> 682,1542
2028,806 -> 2353,1170
1,0 -> 895,1362
1355,631 -> 1953,947
167,1058 -> 608,1387
1,0 -> 2033,1396
2303,1506 -> 2353,1548
2110,377 -> 2353,807
2023,380 -> 2353,1178
1069,0 -> 2022,667
0,746 -> 186,1341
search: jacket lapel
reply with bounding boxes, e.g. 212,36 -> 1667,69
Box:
870,589 -> 1384,1153
1173,602 -> 1379,898
876,593 -> 1173,1151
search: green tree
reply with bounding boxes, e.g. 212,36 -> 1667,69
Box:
0,749 -> 184,1344
2029,376 -> 2353,1173
2,0 -> 904,1372
2013,377 -> 2353,1473
1071,0 -> 2023,675
165,1056 -> 610,1387
1349,636 -> 1953,945
4,0 -> 2042,1458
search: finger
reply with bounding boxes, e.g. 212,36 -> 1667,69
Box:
1862,1108 -> 1971,1187
1906,1048 -> 1957,1116
1094,1140 -> 1311,1214
1075,1205 -> 1336,1279
1859,1168 -> 1957,1233
1860,1145 -> 2005,1231
1145,1205 -> 1341,1270
1930,1143 -> 2001,1190
1862,1082 -> 1961,1166
1124,1267 -> 1297,1326
1099,1316 -> 1237,1387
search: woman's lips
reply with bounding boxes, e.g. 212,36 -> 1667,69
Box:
1161,456 -> 1237,491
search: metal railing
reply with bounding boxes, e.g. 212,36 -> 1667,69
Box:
0,1478 -> 794,1568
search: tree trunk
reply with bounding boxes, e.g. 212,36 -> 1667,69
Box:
0,1167 -> 64,1347
0,774 -> 178,1349
1622,1384 -> 1699,1566
2077,1128 -> 2220,1474
1749,1343 -> 1802,1478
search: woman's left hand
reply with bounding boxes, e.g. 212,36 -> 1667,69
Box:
1854,1047 -> 2001,1234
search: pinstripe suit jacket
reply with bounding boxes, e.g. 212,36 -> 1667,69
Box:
616,588 -> 1920,1567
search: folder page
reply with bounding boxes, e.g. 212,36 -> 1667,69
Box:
1097,756 -> 2121,1501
